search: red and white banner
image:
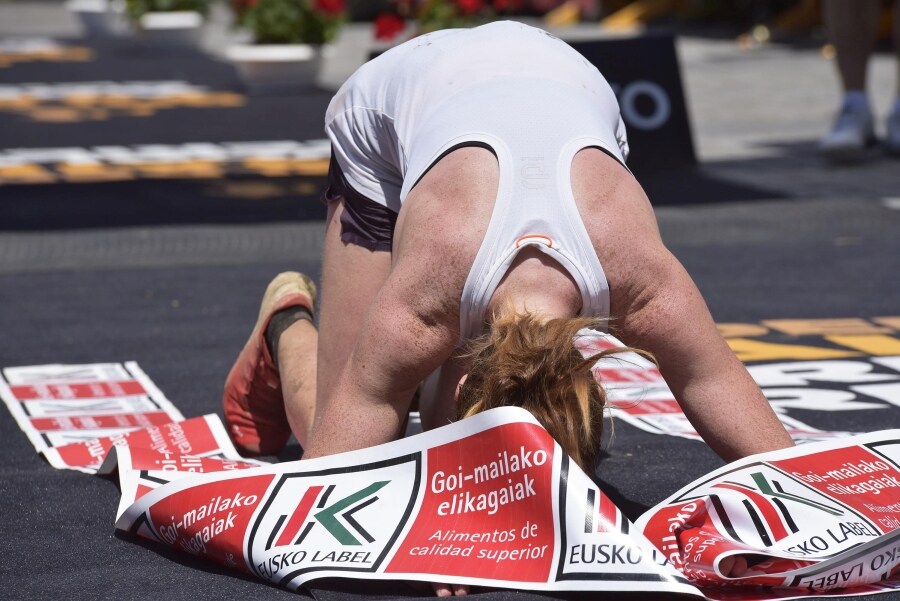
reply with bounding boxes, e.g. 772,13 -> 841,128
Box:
4,360 -> 899,598
639,430 -> 900,599
0,362 -> 183,451
98,441 -> 264,522
109,408 -> 900,599
0,362 -> 257,473
114,407 -> 698,595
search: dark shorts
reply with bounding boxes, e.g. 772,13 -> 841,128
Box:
323,151 -> 397,252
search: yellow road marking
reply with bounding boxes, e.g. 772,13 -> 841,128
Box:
242,158 -> 295,177
57,163 -> 135,182
0,97 -> 38,109
27,107 -> 83,122
101,94 -> 140,108
0,164 -> 57,184
292,181 -> 321,194
874,317 -> 900,330
62,94 -> 102,107
125,106 -> 156,117
762,318 -> 891,336
210,181 -> 291,199
0,159 -> 329,184
0,48 -> 93,68
292,158 -> 329,176
242,158 -> 329,177
825,335 -> 900,356
134,161 -> 224,179
727,338 -> 859,362
717,323 -> 770,338
5,91 -> 248,121
206,92 -> 245,107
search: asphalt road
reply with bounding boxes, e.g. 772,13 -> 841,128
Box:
1,4 -> 899,601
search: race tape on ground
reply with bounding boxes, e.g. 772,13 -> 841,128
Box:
105,408 -> 900,599
3,358 -> 899,598
0,361 -> 257,473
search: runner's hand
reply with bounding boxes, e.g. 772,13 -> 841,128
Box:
719,555 -> 748,578
432,583 -> 469,597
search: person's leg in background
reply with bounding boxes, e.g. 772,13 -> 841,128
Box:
820,0 -> 881,161
887,0 -> 900,154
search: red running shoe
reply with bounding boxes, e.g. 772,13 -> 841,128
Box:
223,272 -> 316,456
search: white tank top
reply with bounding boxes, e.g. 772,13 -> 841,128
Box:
325,21 -> 629,341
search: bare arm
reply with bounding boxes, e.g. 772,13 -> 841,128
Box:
574,150 -> 793,461
303,269 -> 459,458
304,148 -> 496,459
616,247 -> 794,461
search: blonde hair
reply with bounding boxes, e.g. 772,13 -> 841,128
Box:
456,311 -> 646,472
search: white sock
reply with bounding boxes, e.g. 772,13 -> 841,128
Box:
842,90 -> 871,113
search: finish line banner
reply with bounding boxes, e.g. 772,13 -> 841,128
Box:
0,361 -> 257,473
113,407 -> 693,595
3,358 -> 899,597
110,408 -> 900,600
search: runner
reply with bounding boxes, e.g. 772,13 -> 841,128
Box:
223,22 -> 795,577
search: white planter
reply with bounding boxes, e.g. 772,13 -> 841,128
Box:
66,0 -> 125,38
138,11 -> 204,48
227,44 -> 324,93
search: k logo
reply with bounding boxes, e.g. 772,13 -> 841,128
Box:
245,456 -> 421,589
267,481 -> 390,549
709,470 -> 846,547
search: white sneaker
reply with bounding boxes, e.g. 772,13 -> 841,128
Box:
819,103 -> 876,162
886,110 -> 900,156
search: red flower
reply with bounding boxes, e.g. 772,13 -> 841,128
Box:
374,12 -> 406,41
456,0 -> 484,15
313,0 -> 345,16
232,0 -> 258,13
529,0 -> 559,11
492,0 -> 522,11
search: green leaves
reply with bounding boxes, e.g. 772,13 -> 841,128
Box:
244,0 -> 345,45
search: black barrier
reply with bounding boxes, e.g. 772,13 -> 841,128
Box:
568,32 -> 696,177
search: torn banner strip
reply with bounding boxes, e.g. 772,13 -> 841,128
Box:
110,407 -> 900,600
114,407 -> 697,596
0,361 -> 253,473
639,429 -> 900,598
0,362 -> 183,451
2,360 -> 898,598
